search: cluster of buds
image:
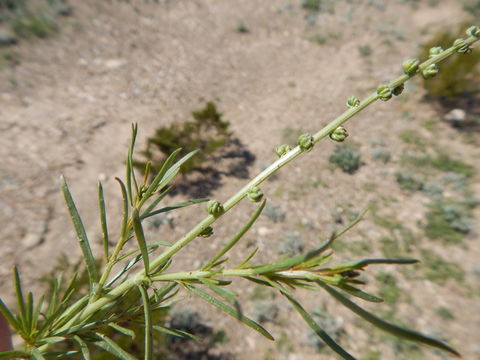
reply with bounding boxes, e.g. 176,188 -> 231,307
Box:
206,200 -> 224,217
346,96 -> 361,108
275,144 -> 291,157
453,38 -> 472,54
329,126 -> 348,142
376,85 -> 393,101
247,186 -> 263,203
297,133 -> 315,152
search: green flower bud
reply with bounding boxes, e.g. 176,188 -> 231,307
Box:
466,25 -> 480,38
247,186 -> 263,202
275,144 -> 291,157
428,46 -> 443,58
453,38 -> 472,54
329,126 -> 349,142
297,133 -> 314,152
346,96 -> 361,108
198,226 -> 214,238
422,64 -> 439,79
402,58 -> 420,76
206,200 -> 224,217
376,85 -> 392,101
392,84 -> 404,96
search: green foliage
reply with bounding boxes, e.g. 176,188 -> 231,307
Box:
12,12 -> 57,38
436,306 -> 455,321
358,45 -> 372,57
302,0 -> 321,11
424,199 -> 474,244
329,144 -> 361,174
419,24 -> 480,100
395,171 -> 424,192
371,148 -> 390,163
420,250 -> 465,285
137,102 -> 231,175
401,152 -> 475,177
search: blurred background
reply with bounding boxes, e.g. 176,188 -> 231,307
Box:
0,0 -> 479,359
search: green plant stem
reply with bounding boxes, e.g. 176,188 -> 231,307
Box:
52,34 -> 479,337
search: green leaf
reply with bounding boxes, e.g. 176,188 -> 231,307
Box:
187,285 -> 274,340
282,293 -> 356,360
138,285 -> 153,360
0,299 -> 21,333
320,258 -> 418,274
32,295 -> 44,334
141,198 -> 209,220
92,333 -> 137,360
13,267 -> 26,330
0,350 -> 30,359
157,150 -> 197,192
152,325 -> 199,341
132,208 -> 150,273
108,323 -> 135,339
106,254 -> 143,287
237,247 -> 259,269
26,292 -> 34,335
73,335 -> 90,360
141,148 -> 182,201
251,233 -> 336,274
336,284 -> 383,303
60,176 -> 98,290
31,348 -> 46,360
126,123 -> 139,206
98,181 -> 109,262
198,278 -> 237,304
317,282 -> 461,357
203,200 -> 266,271
141,186 -> 172,217
37,336 -> 66,344
115,177 -> 129,243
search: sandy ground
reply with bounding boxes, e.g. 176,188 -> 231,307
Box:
0,1 -> 479,359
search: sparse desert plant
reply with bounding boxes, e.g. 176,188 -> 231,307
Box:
1,25 -> 479,360
135,101 -> 231,175
329,144 -> 362,174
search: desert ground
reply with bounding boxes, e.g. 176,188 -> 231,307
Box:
0,1 -> 479,359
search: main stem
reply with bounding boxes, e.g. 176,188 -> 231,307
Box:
54,35 -> 479,334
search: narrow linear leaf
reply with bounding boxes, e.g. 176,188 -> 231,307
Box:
142,186 -> 172,217
237,247 -> 259,269
252,233 -> 336,274
188,285 -> 274,340
198,278 -> 238,304
109,323 -> 135,339
152,325 -> 199,341
26,292 -> 34,335
115,177 -> 129,243
156,150 -> 198,192
60,176 -> 98,289
142,148 -> 182,200
283,293 -> 356,360
31,348 -> 46,360
92,333 -> 137,360
13,267 -> 26,329
0,299 -> 21,332
203,200 -> 266,271
98,181 -> 109,262
73,335 -> 90,360
138,285 -> 153,360
0,350 -> 30,359
32,295 -> 44,333
336,206 -> 369,238
126,123 -> 139,206
38,336 -> 66,344
132,208 -> 150,273
318,282 -> 461,357
141,198 -> 209,220
320,258 -> 419,273
336,284 -> 383,303
106,254 -> 143,287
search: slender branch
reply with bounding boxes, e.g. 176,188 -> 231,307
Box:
53,33 -> 479,335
